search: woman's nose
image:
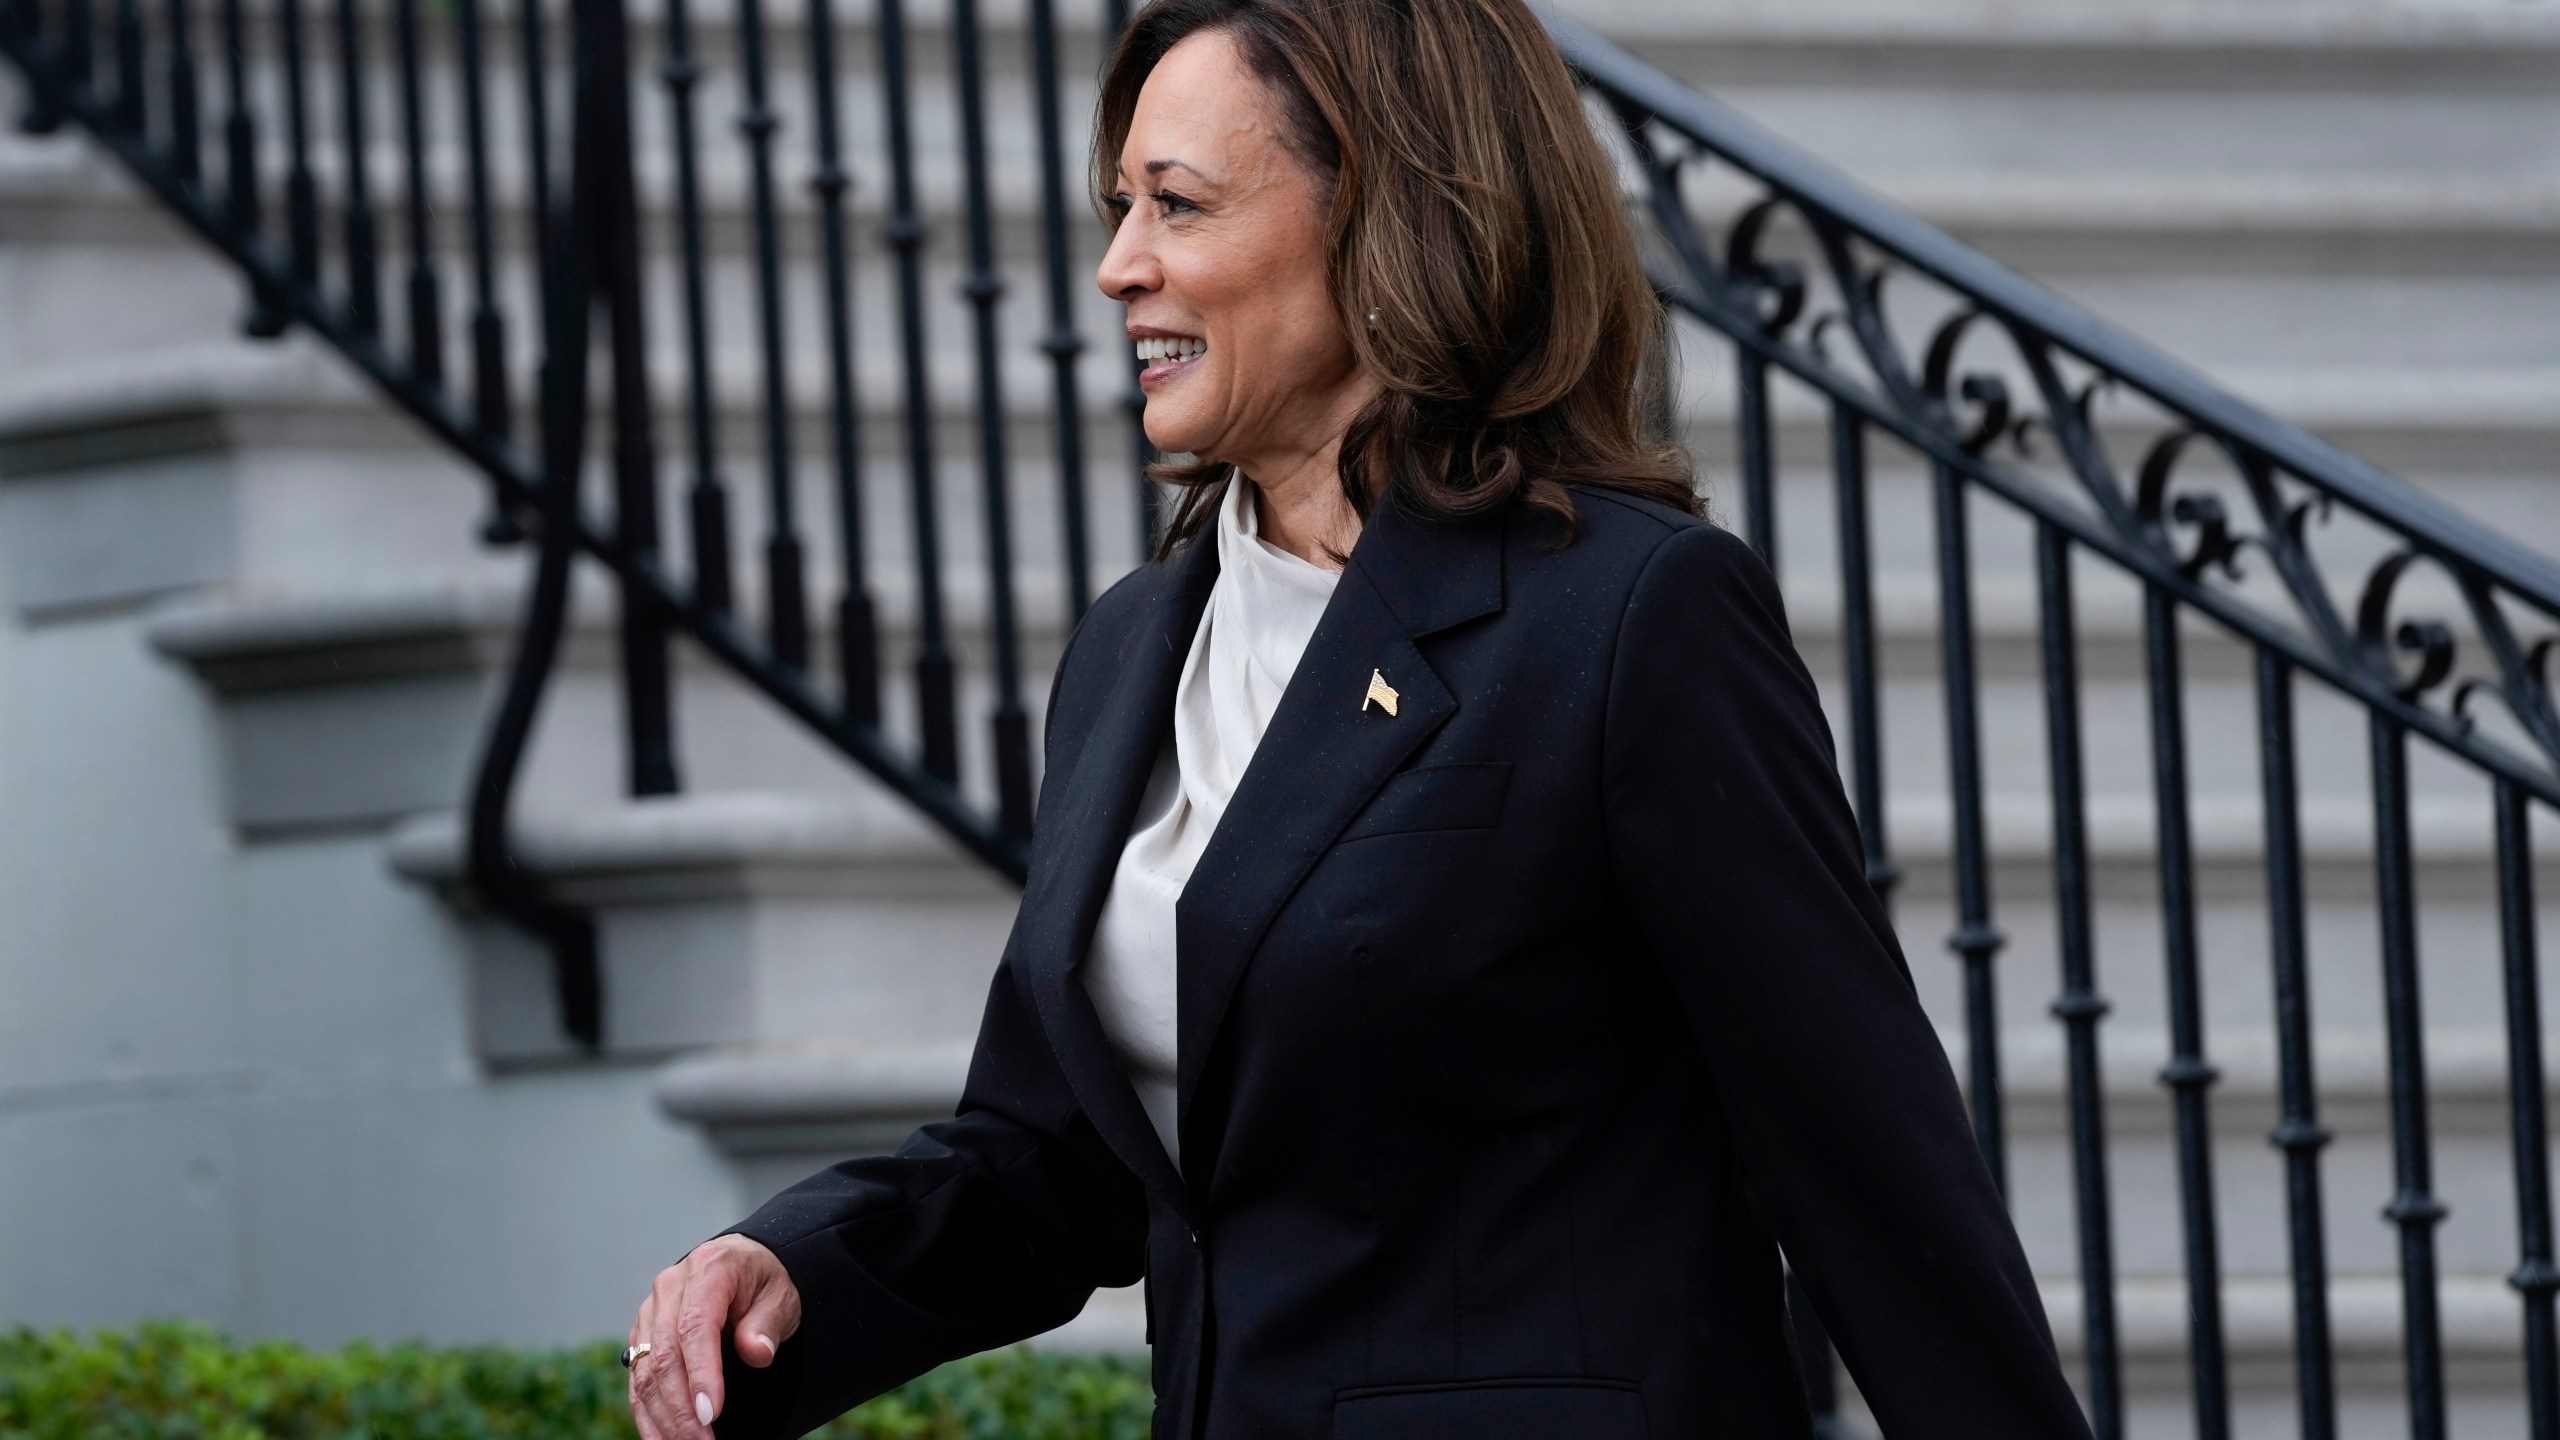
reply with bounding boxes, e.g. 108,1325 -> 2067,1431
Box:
1095,217 -> 1159,301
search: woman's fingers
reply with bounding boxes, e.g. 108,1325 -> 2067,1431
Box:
624,1238 -> 792,1438
730,1263 -> 804,1369
673,1260 -> 736,1433
628,1289 -> 675,1440
643,1262 -> 717,1439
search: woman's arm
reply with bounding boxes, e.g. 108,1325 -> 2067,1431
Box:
635,580 -> 1158,1440
1600,520 -> 2092,1438
701,962 -> 1150,1439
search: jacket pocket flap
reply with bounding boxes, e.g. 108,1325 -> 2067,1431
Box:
1333,1378 -> 1645,1440
1339,761 -> 1512,843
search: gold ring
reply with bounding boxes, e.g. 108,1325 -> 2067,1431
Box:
621,1341 -> 652,1369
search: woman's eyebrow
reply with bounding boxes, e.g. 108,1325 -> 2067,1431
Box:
1141,158 -> 1210,182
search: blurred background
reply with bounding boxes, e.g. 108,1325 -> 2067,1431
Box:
0,0 -> 2555,1434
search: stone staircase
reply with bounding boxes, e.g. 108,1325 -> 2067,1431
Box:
2,0 -> 2557,1430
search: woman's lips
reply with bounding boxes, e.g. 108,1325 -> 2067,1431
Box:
1135,334 -> 1205,387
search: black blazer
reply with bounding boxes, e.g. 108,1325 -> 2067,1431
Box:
711,486 -> 2094,1440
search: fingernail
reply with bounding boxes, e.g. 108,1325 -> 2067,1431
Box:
750,1332 -> 773,1356
695,1391 -> 714,1426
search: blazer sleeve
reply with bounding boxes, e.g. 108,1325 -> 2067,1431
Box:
1600,521 -> 2092,1439
707,611 -> 1151,1439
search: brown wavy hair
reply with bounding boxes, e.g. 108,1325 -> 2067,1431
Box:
1094,0 -> 1698,557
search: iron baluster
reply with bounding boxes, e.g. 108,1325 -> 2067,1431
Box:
1736,352 -> 1774,565
331,0 -> 379,332
657,0 -> 733,612
482,0 -> 554,545
733,0 -> 809,670
1110,0 -> 1155,558
517,0 -> 552,292
1028,0 -> 1091,622
601,0 -> 676,801
65,0 -> 89,104
277,0 -> 319,293
2257,649 -> 2339,1440
876,0 -> 957,783
801,0 -> 875,724
2371,714 -> 2448,1440
214,0 -> 280,334
2142,577 -> 2229,1440
950,0 -> 1032,839
1829,405 -> 1897,907
1932,459 -> 2006,1186
509,0 -> 550,409
2496,779 -> 2560,1438
453,0 -> 509,442
9,0 -> 65,131
470,0 -> 610,1051
158,0 -> 195,184
106,0 -> 134,128
392,0 -> 444,388
2036,522 -> 2122,1440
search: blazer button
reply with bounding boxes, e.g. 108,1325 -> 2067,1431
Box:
1186,1225 -> 1200,1245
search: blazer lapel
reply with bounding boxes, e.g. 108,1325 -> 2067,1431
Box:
1174,498 -> 1505,1177
1014,533 -> 1219,1221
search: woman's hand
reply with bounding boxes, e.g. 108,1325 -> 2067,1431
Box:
628,1233 -> 803,1440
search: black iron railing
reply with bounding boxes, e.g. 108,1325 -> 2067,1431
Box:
2,0 -> 2554,1432
1550,12 -> 2560,1438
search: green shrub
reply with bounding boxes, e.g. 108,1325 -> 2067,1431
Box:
0,1320 -> 1153,1440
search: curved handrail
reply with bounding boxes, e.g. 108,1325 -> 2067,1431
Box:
1540,8 -> 2560,618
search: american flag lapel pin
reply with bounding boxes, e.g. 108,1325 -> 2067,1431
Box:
1363,669 -> 1400,717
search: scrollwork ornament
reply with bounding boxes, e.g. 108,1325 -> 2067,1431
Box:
2447,604 -> 2560,762
1724,196 -> 1807,337
1919,307 -> 2013,456
2356,549 -> 2460,702
2134,429 -> 2246,582
1805,311 -> 1845,367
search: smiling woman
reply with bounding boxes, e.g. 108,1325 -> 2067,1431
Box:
1090,0 -> 1695,566
624,2 -> 2098,1439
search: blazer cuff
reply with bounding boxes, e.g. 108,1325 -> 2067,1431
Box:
710,1222 -> 950,1440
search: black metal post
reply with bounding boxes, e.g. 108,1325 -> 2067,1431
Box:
951,0 -> 1033,839
2257,650 -> 2338,1440
2037,522 -> 2121,1440
657,0 -> 733,612
733,0 -> 808,670
802,0 -> 876,725
2371,713 -> 2447,1440
392,0 -> 444,387
876,0 -> 957,783
2141,579 -> 2229,1440
2496,779 -> 2560,1439
1932,461 -> 2005,1185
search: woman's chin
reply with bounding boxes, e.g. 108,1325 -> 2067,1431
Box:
1140,415 -> 1215,460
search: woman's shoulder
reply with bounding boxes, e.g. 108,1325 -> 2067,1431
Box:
1524,483 -> 1760,599
1043,553 -> 1192,726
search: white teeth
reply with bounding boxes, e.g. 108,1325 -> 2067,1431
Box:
1135,336 -> 1205,365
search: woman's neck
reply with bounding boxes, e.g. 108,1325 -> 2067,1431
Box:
1238,449 -> 1363,568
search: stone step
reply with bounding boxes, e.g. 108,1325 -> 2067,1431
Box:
1896,1271 -> 2552,1440
386,793 -> 1018,1064
11,109 -> 2550,276
3,337 -> 2544,663
4,134 -> 2548,395
134,536 -> 2560,830
363,770 -> 2560,1047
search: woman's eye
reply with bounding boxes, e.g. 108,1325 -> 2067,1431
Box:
1150,190 -> 1197,215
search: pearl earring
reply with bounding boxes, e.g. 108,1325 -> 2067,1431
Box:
1365,308 -> 1381,329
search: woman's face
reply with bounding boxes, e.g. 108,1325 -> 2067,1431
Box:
1096,31 -> 1369,474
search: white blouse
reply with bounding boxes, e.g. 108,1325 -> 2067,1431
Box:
1080,477 -> 1342,1167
